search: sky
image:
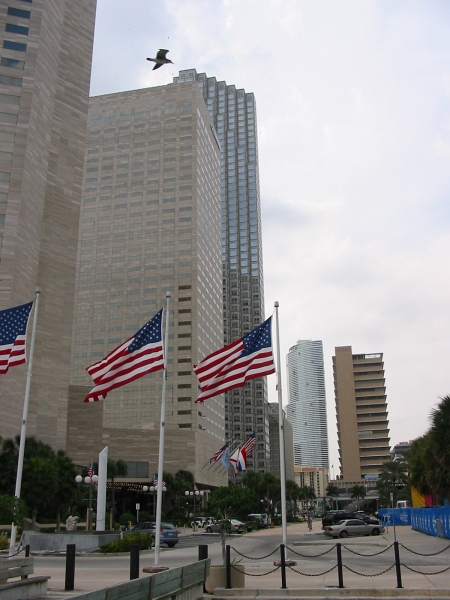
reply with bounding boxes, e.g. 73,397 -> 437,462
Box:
90,0 -> 450,472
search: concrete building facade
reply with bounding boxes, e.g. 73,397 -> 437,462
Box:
294,465 -> 328,500
0,0 -> 96,450
67,82 -> 227,488
286,340 -> 329,468
333,346 -> 391,481
173,70 -> 270,473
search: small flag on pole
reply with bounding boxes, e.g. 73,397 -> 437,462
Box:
88,464 -> 95,478
153,473 -> 166,488
84,309 -> 164,403
193,317 -> 275,402
0,302 -> 33,375
230,446 -> 247,472
209,442 -> 229,463
242,432 -> 256,456
220,447 -> 230,469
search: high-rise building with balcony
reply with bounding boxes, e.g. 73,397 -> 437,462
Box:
333,346 -> 391,481
174,70 -> 269,473
0,0 -> 96,450
66,81 -> 226,487
286,340 -> 329,468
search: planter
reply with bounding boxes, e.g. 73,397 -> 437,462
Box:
205,564 -> 245,593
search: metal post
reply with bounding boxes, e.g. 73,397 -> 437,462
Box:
199,545 -> 208,593
88,482 -> 93,531
226,544 -> 231,589
21,545 -> 31,580
130,544 -> 140,580
193,493 -> 196,532
65,544 -> 76,591
394,541 -> 402,588
336,543 -> 344,588
280,543 -> 287,589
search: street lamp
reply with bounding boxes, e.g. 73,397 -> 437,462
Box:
143,484 -> 167,519
185,489 -> 204,531
75,473 -> 98,531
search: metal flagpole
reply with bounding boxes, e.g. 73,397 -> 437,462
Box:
154,291 -> 170,567
274,301 -> 288,556
9,287 -> 41,555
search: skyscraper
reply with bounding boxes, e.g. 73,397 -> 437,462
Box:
67,81 -> 227,487
268,403 -> 295,481
333,346 -> 391,481
0,0 -> 96,449
286,340 -> 329,468
174,70 -> 269,473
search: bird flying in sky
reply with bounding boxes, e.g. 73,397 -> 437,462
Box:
146,49 -> 173,70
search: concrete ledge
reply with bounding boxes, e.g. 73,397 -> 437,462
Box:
0,575 -> 50,600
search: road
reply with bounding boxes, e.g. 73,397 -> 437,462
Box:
32,522 -> 450,595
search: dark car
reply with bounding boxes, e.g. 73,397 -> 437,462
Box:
321,511 -> 379,529
128,521 -> 179,547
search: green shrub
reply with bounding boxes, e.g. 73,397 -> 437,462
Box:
0,534 -> 9,550
119,513 -> 135,527
139,511 -> 152,522
272,516 -> 282,526
99,532 -> 152,553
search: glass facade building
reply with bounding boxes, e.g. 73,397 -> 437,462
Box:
174,70 -> 269,472
286,340 -> 329,468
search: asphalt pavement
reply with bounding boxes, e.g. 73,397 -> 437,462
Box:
29,521 -> 450,598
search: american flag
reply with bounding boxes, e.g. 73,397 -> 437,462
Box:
209,442 -> 229,463
194,483 -> 198,492
0,302 -> 33,375
84,309 -> 164,403
194,317 -> 275,403
153,473 -> 166,487
88,464 -> 95,478
241,432 -> 256,456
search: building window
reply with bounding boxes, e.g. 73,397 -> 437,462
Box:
7,7 -> 31,18
5,23 -> 29,35
3,40 -> 26,51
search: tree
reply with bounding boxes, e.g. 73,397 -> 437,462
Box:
377,459 -> 408,507
209,485 -> 258,565
425,395 -> 450,501
351,484 -> 366,509
326,483 -> 340,510
241,470 -> 263,495
260,472 -> 280,515
54,450 -> 79,531
285,480 -> 301,517
0,495 -> 27,525
107,458 -> 127,528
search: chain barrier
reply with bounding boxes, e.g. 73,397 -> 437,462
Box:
343,543 -> 394,556
287,563 -> 337,577
231,564 -> 281,577
0,547 -> 26,559
286,544 -> 335,558
343,563 -> 395,577
401,563 -> 450,576
230,545 -> 279,560
399,542 -> 450,556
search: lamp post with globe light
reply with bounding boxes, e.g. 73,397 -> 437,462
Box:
75,473 -> 98,531
185,489 -> 204,531
143,483 -> 167,519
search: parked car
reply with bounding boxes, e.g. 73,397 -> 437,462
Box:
323,519 -> 385,538
245,515 -> 264,531
321,511 -> 379,528
191,516 -> 216,528
248,513 -> 269,528
128,521 -> 179,547
205,519 -> 245,534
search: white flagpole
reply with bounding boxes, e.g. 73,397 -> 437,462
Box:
9,287 -> 41,555
154,291 -> 170,567
274,301 -> 288,556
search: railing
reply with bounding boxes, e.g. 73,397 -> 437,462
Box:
226,540 -> 450,589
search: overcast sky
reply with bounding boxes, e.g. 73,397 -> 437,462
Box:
90,0 -> 450,472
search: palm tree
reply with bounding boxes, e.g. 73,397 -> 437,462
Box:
107,458 -> 127,528
285,479 -> 301,517
326,483 -> 340,510
351,484 -> 366,510
377,459 -> 408,507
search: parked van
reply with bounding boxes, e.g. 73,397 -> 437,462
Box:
396,501 -> 410,508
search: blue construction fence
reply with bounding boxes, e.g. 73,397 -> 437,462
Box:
378,506 -> 450,539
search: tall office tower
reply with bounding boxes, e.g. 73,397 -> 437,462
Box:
67,82 -> 227,487
286,340 -> 329,468
174,70 -> 269,473
0,0 -> 96,449
333,346 -> 391,481
268,403 -> 295,481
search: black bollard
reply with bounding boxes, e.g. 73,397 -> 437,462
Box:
394,541 -> 403,588
226,544 -> 231,589
65,544 -> 76,591
336,543 -> 344,588
130,544 -> 140,580
21,545 -> 31,580
280,543 -> 287,589
198,545 -> 208,593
